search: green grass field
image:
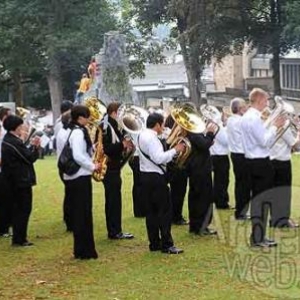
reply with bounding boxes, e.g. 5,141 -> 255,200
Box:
1,155 -> 300,300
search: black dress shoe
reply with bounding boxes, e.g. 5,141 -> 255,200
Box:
199,228 -> 218,236
270,219 -> 299,228
0,233 -> 12,238
108,232 -> 134,240
161,246 -> 184,254
281,220 -> 299,228
173,218 -> 189,225
264,238 -> 277,247
75,253 -> 98,260
12,241 -> 34,247
250,240 -> 277,248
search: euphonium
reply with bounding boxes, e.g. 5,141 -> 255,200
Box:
117,104 -> 148,168
166,104 -> 206,168
199,104 -> 221,135
262,96 -> 294,147
84,96 -> 108,182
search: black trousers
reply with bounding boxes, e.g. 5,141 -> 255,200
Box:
59,171 -> 72,231
103,170 -> 122,237
129,157 -> 145,217
247,158 -> 274,244
12,187 -> 32,244
270,159 -> 292,227
65,176 -> 97,258
188,170 -> 213,233
169,167 -> 188,222
140,172 -> 174,250
212,155 -> 230,208
230,153 -> 251,218
0,173 -> 13,234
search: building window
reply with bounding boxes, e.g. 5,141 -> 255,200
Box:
281,63 -> 300,91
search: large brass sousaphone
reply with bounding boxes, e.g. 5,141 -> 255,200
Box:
166,104 -> 206,168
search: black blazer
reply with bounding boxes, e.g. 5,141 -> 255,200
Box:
101,115 -> 124,171
186,132 -> 214,177
1,132 -> 39,188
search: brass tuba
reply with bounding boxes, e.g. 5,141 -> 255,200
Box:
166,103 -> 206,168
117,104 -> 148,168
84,97 -> 108,182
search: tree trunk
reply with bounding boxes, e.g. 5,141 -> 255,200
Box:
47,60 -> 63,123
272,47 -> 281,96
179,35 -> 201,106
12,69 -> 23,107
270,0 -> 281,96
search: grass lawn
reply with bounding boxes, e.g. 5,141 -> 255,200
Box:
1,155 -> 300,300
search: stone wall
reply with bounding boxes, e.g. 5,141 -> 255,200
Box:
213,56 -> 235,91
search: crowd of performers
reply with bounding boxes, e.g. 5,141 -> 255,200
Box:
0,87 -> 299,259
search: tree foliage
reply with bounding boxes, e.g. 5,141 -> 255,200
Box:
0,0 -> 116,118
129,0 -> 245,104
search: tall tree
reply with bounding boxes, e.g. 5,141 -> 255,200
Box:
129,0 -> 244,105
0,0 -> 116,120
235,0 -> 296,95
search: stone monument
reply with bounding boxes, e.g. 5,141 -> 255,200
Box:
98,31 -> 132,105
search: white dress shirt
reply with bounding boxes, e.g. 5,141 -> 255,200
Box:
270,127 -> 296,161
138,128 -> 177,175
61,128 -> 96,180
227,114 -> 244,154
56,127 -> 69,159
54,117 -> 63,139
241,107 -> 277,159
210,125 -> 229,156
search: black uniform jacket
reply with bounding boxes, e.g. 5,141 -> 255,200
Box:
1,132 -> 39,188
101,115 -> 125,171
185,132 -> 215,178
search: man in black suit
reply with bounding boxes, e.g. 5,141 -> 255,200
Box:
186,123 -> 218,235
101,102 -> 134,240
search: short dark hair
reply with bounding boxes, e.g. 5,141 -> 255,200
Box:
0,107 -> 11,121
107,102 -> 121,116
71,105 -> 90,122
164,114 -> 175,129
3,115 -> 23,132
61,111 -> 71,129
146,113 -> 164,129
60,100 -> 73,114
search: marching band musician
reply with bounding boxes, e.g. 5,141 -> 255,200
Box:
164,114 -> 188,225
1,115 -> 41,246
186,123 -> 218,236
62,105 -> 100,259
226,98 -> 251,220
101,102 -> 134,240
241,88 -> 285,248
128,136 -> 145,218
210,112 -> 230,209
56,111 -> 73,232
138,113 -> 185,254
269,125 -> 300,228
0,107 -> 13,238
